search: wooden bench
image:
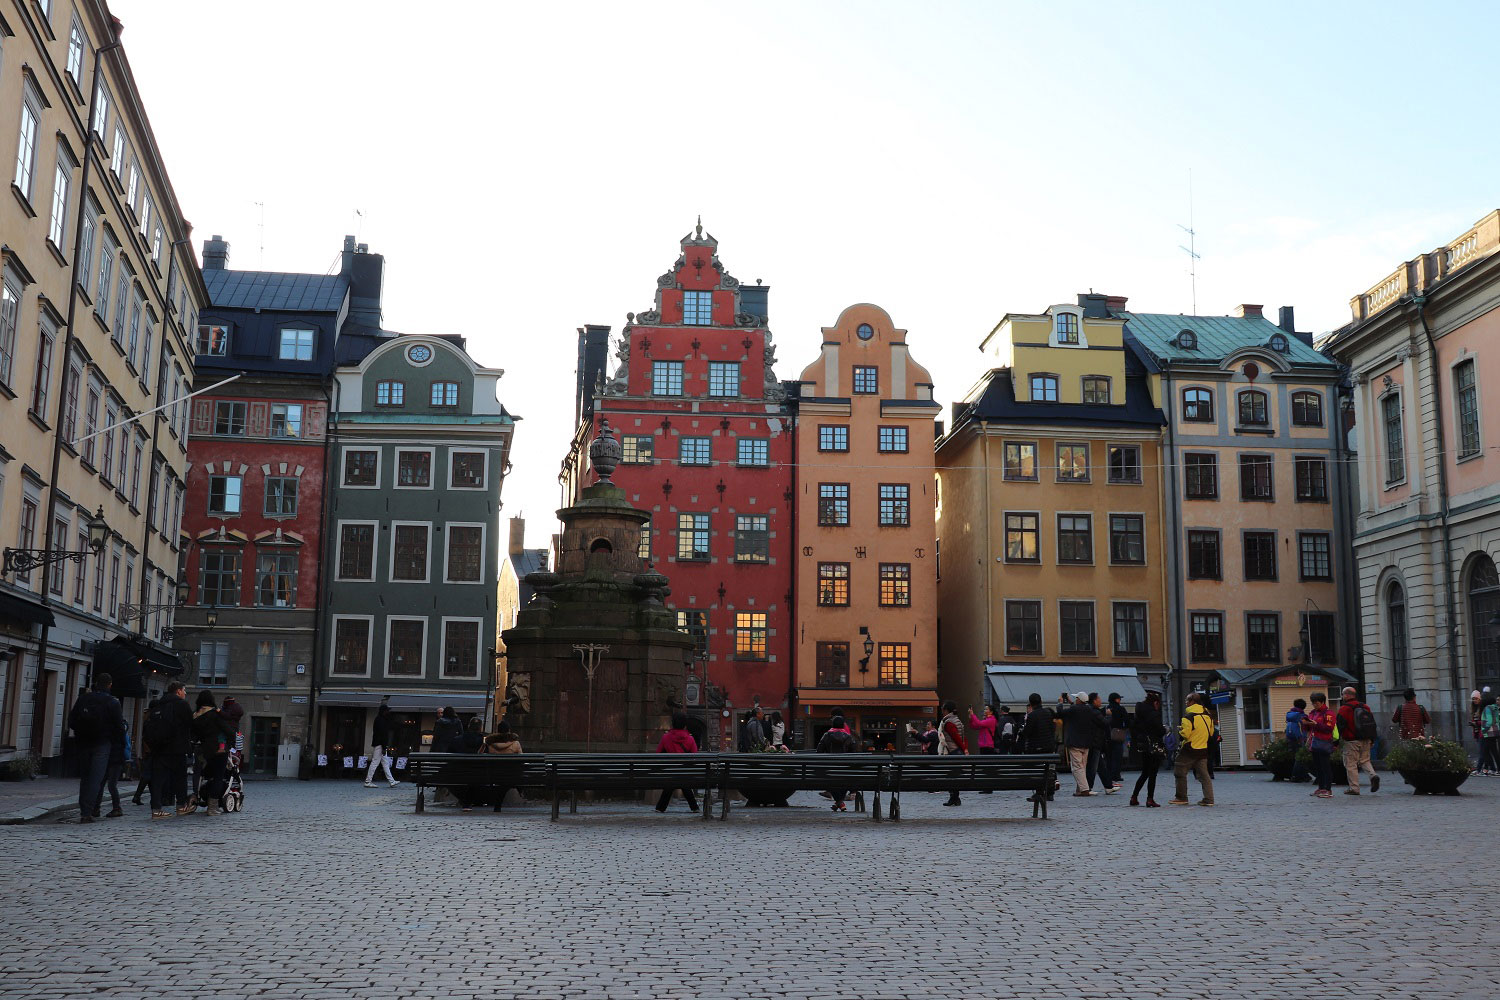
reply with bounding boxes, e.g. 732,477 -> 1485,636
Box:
880,754 -> 1057,820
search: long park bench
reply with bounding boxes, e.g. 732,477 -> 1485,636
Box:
407,752 -> 1056,823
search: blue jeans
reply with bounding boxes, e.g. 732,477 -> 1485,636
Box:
77,742 -> 111,818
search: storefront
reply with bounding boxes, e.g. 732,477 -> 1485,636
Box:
797,690 -> 938,750
1206,666 -> 1357,766
315,691 -> 489,778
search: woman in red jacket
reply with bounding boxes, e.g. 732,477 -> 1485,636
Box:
654,711 -> 699,814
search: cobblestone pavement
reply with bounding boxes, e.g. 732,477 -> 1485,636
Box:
1,770 -> 1494,999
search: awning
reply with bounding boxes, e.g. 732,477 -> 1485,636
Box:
92,636 -> 185,699
1215,666 -> 1357,687
0,590 -> 55,627
317,691 -> 489,712
797,688 -> 937,708
984,663 -> 1151,706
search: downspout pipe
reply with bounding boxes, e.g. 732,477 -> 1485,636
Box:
1162,369 -> 1184,723
1413,294 -> 1463,740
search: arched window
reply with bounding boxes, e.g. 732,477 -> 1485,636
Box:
1387,581 -> 1409,688
1292,391 -> 1323,427
1469,555 -> 1500,691
1237,389 -> 1268,426
1183,387 -> 1214,422
1054,312 -> 1079,345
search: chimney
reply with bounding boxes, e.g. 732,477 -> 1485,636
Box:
344,241 -> 384,328
202,235 -> 229,271
1278,306 -> 1296,333
508,517 -> 526,558
1232,304 -> 1263,319
576,325 -> 612,425
1076,292 -> 1109,318
739,282 -> 771,324
1104,295 -> 1129,315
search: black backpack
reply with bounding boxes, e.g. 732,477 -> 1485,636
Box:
144,700 -> 175,751
69,694 -> 106,742
1351,702 -> 1378,741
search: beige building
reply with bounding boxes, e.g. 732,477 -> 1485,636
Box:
0,2 -> 207,766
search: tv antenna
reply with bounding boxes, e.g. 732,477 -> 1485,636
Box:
254,200 -> 265,268
1178,170 -> 1199,315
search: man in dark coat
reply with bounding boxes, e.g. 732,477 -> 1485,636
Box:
1059,691 -> 1107,796
145,681 -> 195,818
70,673 -> 124,824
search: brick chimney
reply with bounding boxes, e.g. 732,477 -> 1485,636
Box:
1104,295 -> 1129,315
202,235 -> 229,270
1232,304 -> 1263,318
508,517 -> 526,558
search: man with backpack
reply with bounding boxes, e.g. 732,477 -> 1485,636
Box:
145,681 -> 195,819
1336,686 -> 1380,795
69,673 -> 124,824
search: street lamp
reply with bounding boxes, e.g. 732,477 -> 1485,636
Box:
3,507 -> 107,576
858,631 -> 874,676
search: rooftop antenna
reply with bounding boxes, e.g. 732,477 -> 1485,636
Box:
254,200 -> 265,269
353,207 -> 365,242
1177,169 -> 1199,315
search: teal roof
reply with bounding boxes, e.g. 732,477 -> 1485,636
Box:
1120,312 -> 1337,369
337,413 -> 515,425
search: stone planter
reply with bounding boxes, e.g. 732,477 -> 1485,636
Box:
1398,769 -> 1469,796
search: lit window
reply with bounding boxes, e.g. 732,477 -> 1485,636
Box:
332,619 -> 371,676
818,562 -> 850,606
816,642 -> 849,687
878,643 -> 911,688
676,611 -> 708,656
387,619 -> 425,676
1004,513 -> 1039,562
443,621 -> 480,678
878,563 -> 910,607
734,612 -> 768,659
621,435 -> 654,464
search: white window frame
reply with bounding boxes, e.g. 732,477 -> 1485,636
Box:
48,143 -> 74,247
340,446 -> 382,489
449,449 -> 488,489
383,615 -> 428,680
277,326 -> 315,361
329,615 -> 374,678
393,446 -> 435,490
13,78 -> 43,200
67,16 -> 86,88
443,521 -> 487,585
388,520 -> 432,584
439,616 -> 484,680
334,519 -> 379,582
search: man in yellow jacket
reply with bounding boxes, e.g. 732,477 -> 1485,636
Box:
1169,693 -> 1216,806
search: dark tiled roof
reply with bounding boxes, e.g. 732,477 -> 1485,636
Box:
203,268 -> 348,313
513,548 -> 550,608
957,370 -> 1166,430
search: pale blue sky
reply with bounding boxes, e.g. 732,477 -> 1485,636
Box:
114,0 -> 1500,544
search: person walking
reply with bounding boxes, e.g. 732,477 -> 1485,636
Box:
1391,688 -> 1431,741
1169,693 -> 1215,806
96,716 -> 132,819
69,673 -> 124,824
1103,693 -> 1129,793
1305,692 -> 1337,798
431,706 -> 462,754
816,715 -> 858,811
937,701 -> 968,806
997,707 -> 1017,754
1060,692 -> 1105,796
1335,686 -> 1380,795
1470,691 -> 1486,772
1479,690 -> 1500,775
364,704 -> 401,788
1285,698 -> 1311,783
145,682 -> 195,819
968,705 -> 998,792
1018,693 -> 1058,803
740,707 -> 767,752
654,711 -> 700,813
190,692 -> 237,816
767,711 -> 787,750
1129,691 -> 1166,807
130,701 -> 152,807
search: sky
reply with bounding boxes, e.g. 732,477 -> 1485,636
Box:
112,0 -> 1500,547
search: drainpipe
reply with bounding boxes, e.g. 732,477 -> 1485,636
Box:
785,388 -> 797,738
980,426 -> 993,705
1332,381 -> 1361,686
1162,369 -> 1185,722
1413,295 -> 1463,740
307,374 -> 340,753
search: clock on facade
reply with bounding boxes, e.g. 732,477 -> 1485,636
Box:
406,344 -> 432,364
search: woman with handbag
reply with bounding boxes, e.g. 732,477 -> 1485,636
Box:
1104,693 -> 1130,792
1129,692 -> 1166,807
1306,692 -> 1337,799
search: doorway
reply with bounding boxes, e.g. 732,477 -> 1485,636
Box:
249,716 -> 281,774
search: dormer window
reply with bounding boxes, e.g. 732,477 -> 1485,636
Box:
1177,329 -> 1197,350
1029,374 -> 1059,402
1270,333 -> 1289,352
1055,312 -> 1079,345
196,323 -> 229,356
683,290 -> 712,326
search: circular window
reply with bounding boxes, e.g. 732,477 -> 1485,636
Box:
856,323 -> 874,341
406,343 -> 433,366
1178,330 -> 1197,350
1270,333 -> 1288,352
1243,362 -> 1260,381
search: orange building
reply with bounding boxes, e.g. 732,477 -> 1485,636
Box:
791,305 -> 940,748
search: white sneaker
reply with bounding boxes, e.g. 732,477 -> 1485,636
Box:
363,781 -> 374,788
388,780 -> 401,787
1104,786 -> 1119,794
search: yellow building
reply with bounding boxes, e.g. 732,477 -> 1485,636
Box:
936,296 -> 1167,712
792,304 -> 940,748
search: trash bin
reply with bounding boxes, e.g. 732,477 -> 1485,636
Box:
276,743 -> 301,779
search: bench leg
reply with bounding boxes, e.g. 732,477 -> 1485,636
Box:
570,790 -> 578,814
719,787 -> 730,820
551,787 -> 560,822
415,788 -> 425,814
853,790 -> 865,813
701,784 -> 712,822
872,790 -> 882,823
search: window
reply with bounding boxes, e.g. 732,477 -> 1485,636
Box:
387,619 -> 425,677
48,150 -> 71,247
878,484 -> 910,526
1190,613 -> 1224,662
651,361 -> 684,396
878,643 -> 911,688
816,642 -> 849,688
264,476 -> 298,516
735,612 -> 767,659
734,515 -> 768,563
1239,454 -> 1273,500
396,450 -> 431,488
1029,374 -> 1059,402
14,498 -> 38,587
77,202 -> 96,297
879,563 -> 911,607
213,401 -> 246,435
1082,376 -> 1110,404
1387,583 -> 1409,686
13,83 -> 40,199
256,552 -> 298,607
1295,457 -> 1328,502
338,524 -> 375,580
60,363 -> 79,444
622,435 -> 654,464
451,451 -> 486,487
446,525 -> 484,582
1186,530 -> 1221,580
72,530 -> 87,605
818,483 -> 849,526
1246,613 -> 1280,663
638,521 -> 652,561
678,437 -> 710,465
853,366 -> 879,394
676,611 -> 709,656
208,475 -> 242,515
1055,313 -> 1079,344
1059,601 -> 1095,655
1455,361 -> 1480,459
1469,556 -> 1500,692
1056,443 -> 1089,482
255,640 -> 289,687
1057,514 -> 1092,563
1184,453 -> 1218,499
375,380 -> 404,406
67,17 -> 86,86
818,562 -> 850,606
1302,611 -> 1338,666
1292,390 -> 1324,427
49,518 -> 67,596
0,279 -> 18,388
1005,600 -> 1042,654
278,328 -> 314,361
343,450 -> 378,486
392,524 -> 430,581
1108,514 -> 1144,564
1298,532 -> 1332,581
126,162 -> 139,208
126,289 -> 143,366
269,403 -> 303,439
29,323 -> 53,419
1107,445 -> 1141,483
94,233 -> 114,320
1237,390 -> 1269,426
878,426 -> 908,453
442,620 -> 480,678
1243,531 -> 1277,580
198,641 -> 230,686
129,435 -> 143,504
200,550 -> 241,606
708,361 -> 740,398
1112,603 -> 1148,655
113,265 -> 131,343
682,290 -> 712,325
1270,333 -> 1289,352
1005,512 -> 1039,562
332,618 -> 371,676
1382,393 -> 1405,483
81,385 -> 100,466
1004,442 -> 1037,481
1182,387 -> 1214,422
677,513 -> 709,561
737,438 -> 769,467
429,381 -> 459,407
818,425 -> 849,452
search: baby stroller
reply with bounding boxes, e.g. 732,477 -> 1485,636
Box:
219,748 -> 245,813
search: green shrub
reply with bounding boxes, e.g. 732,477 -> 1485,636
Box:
1253,738 -> 1296,769
1383,738 -> 1469,774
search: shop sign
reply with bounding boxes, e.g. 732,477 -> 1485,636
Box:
1209,690 -> 1234,705
1271,673 -> 1324,687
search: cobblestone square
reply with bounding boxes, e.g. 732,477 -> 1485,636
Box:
0,772 -> 1492,999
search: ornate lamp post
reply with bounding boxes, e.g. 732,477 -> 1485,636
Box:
3,506 -> 108,576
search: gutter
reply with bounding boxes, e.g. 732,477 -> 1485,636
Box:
307,373 -> 340,753
1162,369 -> 1185,721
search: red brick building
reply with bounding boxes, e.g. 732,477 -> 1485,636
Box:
563,224 -> 791,748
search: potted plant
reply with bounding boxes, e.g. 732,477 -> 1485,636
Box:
1383,739 -> 1471,795
1253,738 -> 1297,780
